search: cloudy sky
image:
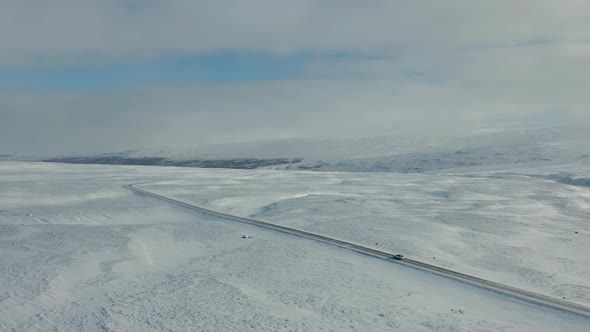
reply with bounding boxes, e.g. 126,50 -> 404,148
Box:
1,0 -> 589,155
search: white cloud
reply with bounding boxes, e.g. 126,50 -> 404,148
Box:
1,0 -> 589,66
0,0 -> 589,154
1,77 -> 585,155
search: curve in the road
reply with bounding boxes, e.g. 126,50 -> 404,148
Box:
124,184 -> 590,319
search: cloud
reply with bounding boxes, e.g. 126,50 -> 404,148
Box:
1,0 -> 589,66
0,0 -> 588,155
1,76 -> 585,155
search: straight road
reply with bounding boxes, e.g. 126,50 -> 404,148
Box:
124,183 -> 590,319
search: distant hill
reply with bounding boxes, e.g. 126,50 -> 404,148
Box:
44,126 -> 590,173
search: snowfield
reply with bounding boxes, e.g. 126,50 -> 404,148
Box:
1,161 -> 589,331
50,126 -> 590,174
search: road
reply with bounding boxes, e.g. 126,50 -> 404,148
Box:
124,183 -> 590,319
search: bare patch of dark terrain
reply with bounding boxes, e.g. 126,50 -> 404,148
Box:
526,173 -> 590,188
45,156 -> 303,170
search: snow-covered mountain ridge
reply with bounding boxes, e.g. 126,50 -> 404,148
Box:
45,126 -> 590,173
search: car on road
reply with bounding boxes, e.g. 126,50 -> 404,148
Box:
392,254 -> 404,260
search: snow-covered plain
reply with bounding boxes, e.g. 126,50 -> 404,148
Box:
1,161 -> 589,331
143,162 -> 590,305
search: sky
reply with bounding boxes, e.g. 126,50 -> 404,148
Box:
0,0 -> 589,155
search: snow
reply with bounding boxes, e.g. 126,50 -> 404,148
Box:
1,161 -> 589,331
142,162 -> 590,307
61,126 -> 590,174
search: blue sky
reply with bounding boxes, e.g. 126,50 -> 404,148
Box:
0,52 -> 309,91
